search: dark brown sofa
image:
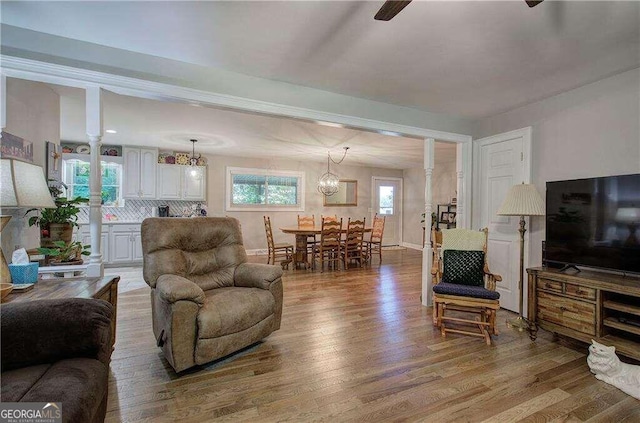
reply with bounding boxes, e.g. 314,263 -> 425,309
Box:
141,217 -> 283,373
1,298 -> 113,423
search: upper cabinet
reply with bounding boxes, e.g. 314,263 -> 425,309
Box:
123,147 -> 157,199
182,166 -> 207,201
157,164 -> 207,201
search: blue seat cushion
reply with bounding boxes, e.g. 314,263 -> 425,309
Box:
442,249 -> 485,286
433,282 -> 500,300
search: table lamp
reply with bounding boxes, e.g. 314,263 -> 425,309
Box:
497,182 -> 545,332
0,158 -> 56,284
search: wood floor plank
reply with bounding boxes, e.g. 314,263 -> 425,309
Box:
106,250 -> 637,422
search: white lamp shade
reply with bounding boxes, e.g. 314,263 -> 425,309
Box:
497,183 -> 545,217
1,159 -> 56,208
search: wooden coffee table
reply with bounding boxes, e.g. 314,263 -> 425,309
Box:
3,275 -> 120,346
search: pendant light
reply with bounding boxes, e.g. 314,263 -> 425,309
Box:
317,147 -> 349,196
188,139 -> 202,181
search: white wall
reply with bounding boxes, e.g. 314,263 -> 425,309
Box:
205,154 -> 402,250
474,68 -> 640,267
2,78 -> 60,255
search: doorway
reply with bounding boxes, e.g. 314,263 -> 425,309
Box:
473,127 -> 532,313
372,177 -> 403,246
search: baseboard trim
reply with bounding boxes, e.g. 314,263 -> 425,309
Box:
246,248 -> 268,256
402,242 -> 423,251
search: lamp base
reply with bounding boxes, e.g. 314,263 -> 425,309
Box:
0,216 -> 12,285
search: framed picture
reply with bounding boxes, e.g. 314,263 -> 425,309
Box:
1,131 -> 33,162
440,211 -> 457,224
451,197 -> 457,205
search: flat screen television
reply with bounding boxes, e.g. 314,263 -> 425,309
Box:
545,173 -> 640,274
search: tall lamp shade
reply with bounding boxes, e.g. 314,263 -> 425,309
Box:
497,183 -> 545,332
0,159 -> 56,284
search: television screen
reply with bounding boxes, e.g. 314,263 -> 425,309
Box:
545,173 -> 640,274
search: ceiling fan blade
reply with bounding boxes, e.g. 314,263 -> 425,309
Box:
374,0 -> 412,21
525,0 -> 544,7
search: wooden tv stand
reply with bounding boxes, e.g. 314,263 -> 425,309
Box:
527,267 -> 640,361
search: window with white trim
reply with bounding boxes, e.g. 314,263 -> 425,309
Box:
226,167 -> 305,211
62,156 -> 124,207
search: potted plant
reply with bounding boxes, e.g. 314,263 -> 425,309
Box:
25,186 -> 88,247
38,240 -> 90,266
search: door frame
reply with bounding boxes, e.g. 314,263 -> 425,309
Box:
371,176 -> 404,246
472,127 -> 533,311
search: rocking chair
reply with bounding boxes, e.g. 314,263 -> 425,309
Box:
431,228 -> 501,345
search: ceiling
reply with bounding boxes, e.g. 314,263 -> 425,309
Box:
53,85 -> 456,169
2,1 -> 639,119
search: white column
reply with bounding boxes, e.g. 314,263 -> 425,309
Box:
456,142 -> 464,228
422,138 -> 435,306
85,87 -> 104,277
0,74 -> 6,131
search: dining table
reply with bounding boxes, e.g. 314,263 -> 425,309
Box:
280,225 -> 372,269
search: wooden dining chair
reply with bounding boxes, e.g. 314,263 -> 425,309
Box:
364,214 -> 385,265
313,218 -> 342,272
297,214 -> 317,254
263,216 -> 293,269
321,215 -> 338,223
341,217 -> 366,269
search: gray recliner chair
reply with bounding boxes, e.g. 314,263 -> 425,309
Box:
141,217 -> 283,373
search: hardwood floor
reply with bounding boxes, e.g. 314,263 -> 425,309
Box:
106,250 -> 639,422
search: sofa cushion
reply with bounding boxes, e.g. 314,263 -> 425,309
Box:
1,364 -> 51,402
142,217 -> 248,291
433,282 -> 500,300
198,287 -> 275,339
20,358 -> 108,423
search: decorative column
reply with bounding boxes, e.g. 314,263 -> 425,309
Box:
422,138 -> 435,306
456,142 -> 465,228
85,87 -> 104,277
1,75 -> 6,131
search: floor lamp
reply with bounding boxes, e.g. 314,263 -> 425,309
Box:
497,183 -> 545,332
0,159 -> 56,284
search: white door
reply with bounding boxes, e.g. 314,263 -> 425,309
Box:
373,177 -> 402,246
473,127 -> 531,313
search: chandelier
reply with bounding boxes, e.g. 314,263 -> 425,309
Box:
317,147 -> 349,196
188,139 -> 202,181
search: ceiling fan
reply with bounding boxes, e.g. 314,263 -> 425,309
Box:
374,0 -> 544,21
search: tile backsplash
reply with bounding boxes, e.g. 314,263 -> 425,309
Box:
77,199 -> 207,223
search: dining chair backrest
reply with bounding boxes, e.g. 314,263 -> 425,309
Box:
263,216 -> 276,249
344,217 -> 366,250
297,214 -> 315,229
370,215 -> 386,243
321,215 -> 338,223
319,218 -> 342,248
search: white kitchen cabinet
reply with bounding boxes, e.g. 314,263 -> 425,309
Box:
78,225 -> 110,263
157,164 -> 182,200
124,147 -> 157,199
109,224 -> 143,264
156,164 -> 207,201
183,166 -> 207,201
